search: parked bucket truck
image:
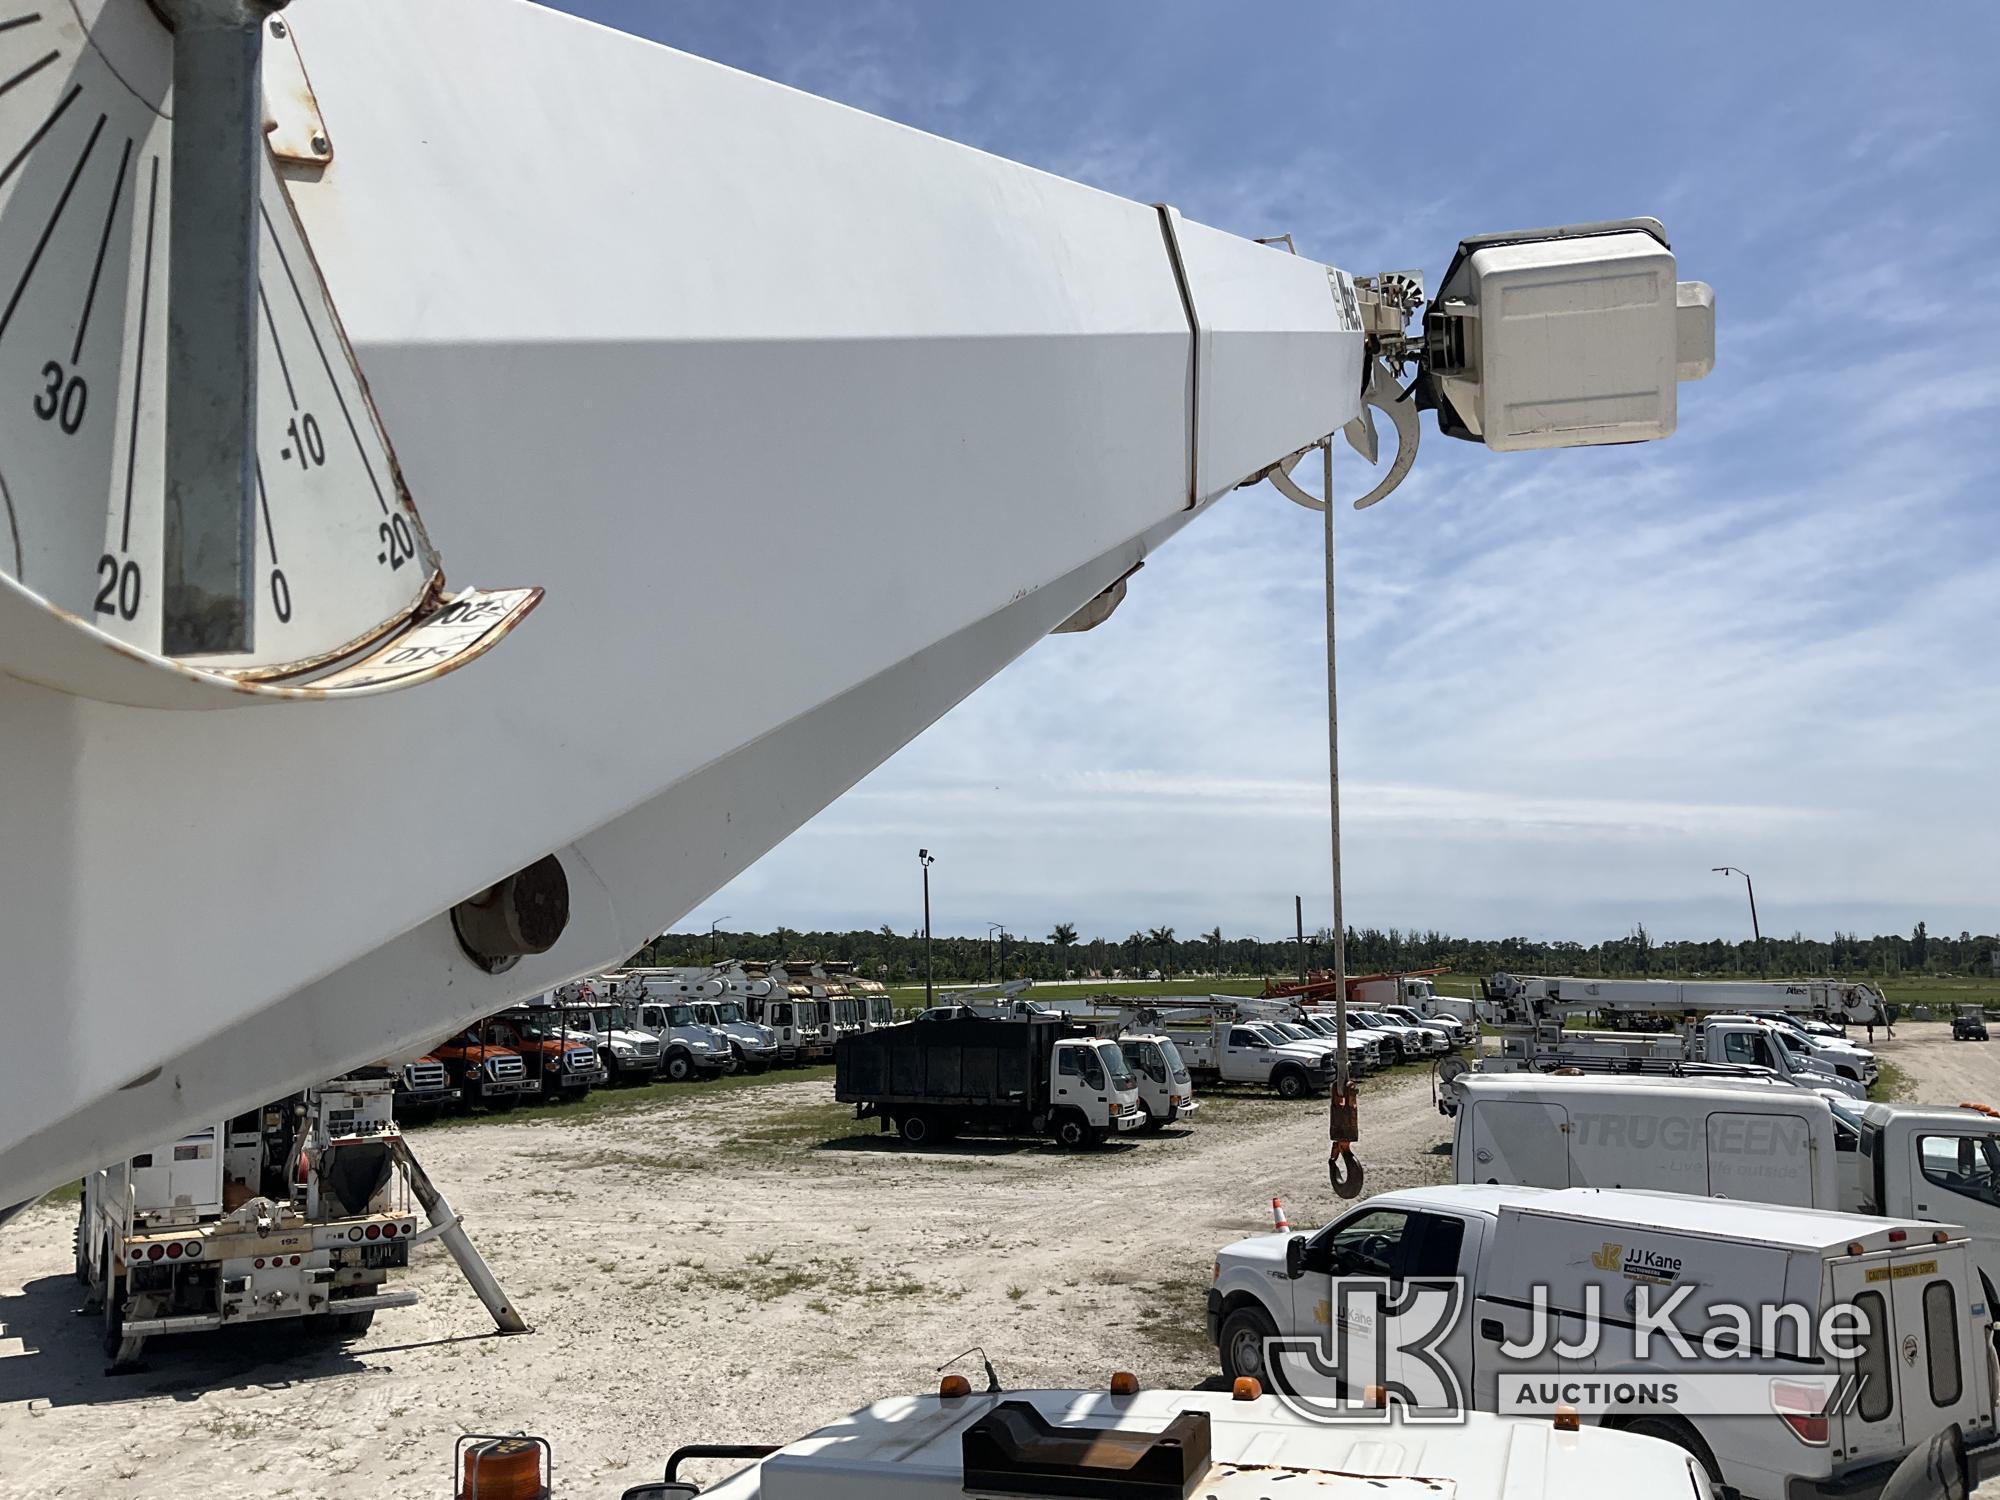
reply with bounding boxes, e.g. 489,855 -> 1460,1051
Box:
77,1075 -> 521,1372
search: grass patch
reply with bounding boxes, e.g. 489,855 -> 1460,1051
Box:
1874,1060 -> 1916,1102
38,1178 -> 81,1208
1130,1267 -> 1218,1367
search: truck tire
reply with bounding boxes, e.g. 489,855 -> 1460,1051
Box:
1217,1303 -> 1279,1387
897,1112 -> 934,1146
1273,1067 -> 1309,1101
1617,1416 -> 1721,1487
74,1197 -> 90,1283
333,1309 -> 376,1338
664,1051 -> 696,1083
1053,1111 -> 1093,1150
1139,1102 -> 1168,1134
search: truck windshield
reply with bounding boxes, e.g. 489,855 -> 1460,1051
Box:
1273,1023 -> 1312,1041
1120,1040 -> 1165,1083
1156,1037 -> 1190,1083
668,1005 -> 697,1025
1094,1042 -> 1135,1091
714,1003 -> 743,1023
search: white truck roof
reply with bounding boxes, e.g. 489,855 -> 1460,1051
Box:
698,1389 -> 1706,1500
1456,1073 -> 1834,1112
1383,1182 -> 1944,1251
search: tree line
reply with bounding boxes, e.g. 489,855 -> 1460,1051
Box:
626,919 -> 1999,987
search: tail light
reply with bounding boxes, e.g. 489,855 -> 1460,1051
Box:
1771,1381 -> 1830,1445
365,1224 -> 381,1240
165,1241 -> 183,1259
147,1244 -> 164,1261
184,1241 -> 202,1259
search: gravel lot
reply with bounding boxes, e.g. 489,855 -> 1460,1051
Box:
0,1026 -> 1988,1500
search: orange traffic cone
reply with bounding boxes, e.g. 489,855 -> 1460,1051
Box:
1271,1196 -> 1289,1233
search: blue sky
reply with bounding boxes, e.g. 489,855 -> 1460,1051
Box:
561,1 -> 1999,946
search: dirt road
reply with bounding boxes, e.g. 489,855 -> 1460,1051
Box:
0,1068 -> 1453,1500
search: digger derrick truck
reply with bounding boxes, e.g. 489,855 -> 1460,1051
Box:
0,0 -> 1711,1219
76,1074 -> 522,1371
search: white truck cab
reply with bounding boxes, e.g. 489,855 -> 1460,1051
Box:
1212,1184 -> 1996,1500
631,1000 -> 735,1081
1382,1002 -> 1468,1047
689,1000 -> 781,1072
1702,1015 -> 1877,1089
1114,1032 -> 1199,1130
630,1386 -> 1718,1500
553,991 -> 664,1084
1349,1009 -> 1446,1060
1290,1013 -> 1380,1068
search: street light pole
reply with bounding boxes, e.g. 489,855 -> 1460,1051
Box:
987,922 -> 1004,981
708,915 -> 731,964
1713,866 -> 1761,946
918,851 -> 936,1008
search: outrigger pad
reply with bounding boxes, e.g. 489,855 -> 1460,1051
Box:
961,1401 -> 1211,1500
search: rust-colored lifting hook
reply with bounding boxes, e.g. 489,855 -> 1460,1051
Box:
1328,1084 -> 1364,1198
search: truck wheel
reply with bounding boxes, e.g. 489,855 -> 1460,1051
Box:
1139,1103 -> 1167,1134
74,1197 -> 90,1282
1618,1416 -> 1721,1486
664,1052 -> 695,1083
333,1309 -> 376,1338
1218,1304 -> 1279,1386
1273,1068 -> 1308,1101
1053,1111 -> 1091,1150
898,1112 -> 933,1146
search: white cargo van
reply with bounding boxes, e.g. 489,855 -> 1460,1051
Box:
1210,1184 -> 1997,1500
1449,1077 -> 2000,1305
1453,1075 -> 1840,1208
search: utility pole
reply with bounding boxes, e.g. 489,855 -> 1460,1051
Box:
708,915 -> 730,964
987,921 -> 1004,981
1712,866 -> 1761,954
1295,895 -> 1306,982
918,850 -> 936,1007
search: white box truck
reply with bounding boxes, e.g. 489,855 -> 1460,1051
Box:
1210,1184 -> 1997,1500
1449,1077 -> 2000,1305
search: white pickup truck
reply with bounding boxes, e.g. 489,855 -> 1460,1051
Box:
1167,1020 -> 1338,1100
1210,1184 -> 1996,1500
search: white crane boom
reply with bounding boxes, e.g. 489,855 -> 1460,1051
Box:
0,0 -> 1711,1208
1484,975 -> 1890,1028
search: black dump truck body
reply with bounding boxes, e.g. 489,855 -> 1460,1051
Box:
836,1016 -> 1124,1145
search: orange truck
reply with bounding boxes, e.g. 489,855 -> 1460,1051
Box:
484,1009 -> 608,1101
431,1026 -> 541,1111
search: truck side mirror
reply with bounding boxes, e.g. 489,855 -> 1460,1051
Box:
1285,1234 -> 1308,1280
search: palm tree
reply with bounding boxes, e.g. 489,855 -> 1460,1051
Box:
1204,927 -> 1224,973
1147,926 -> 1176,978
1049,922 -> 1078,980
1125,932 -> 1146,976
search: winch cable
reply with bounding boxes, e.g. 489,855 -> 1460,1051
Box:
1318,439 -> 1363,1198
